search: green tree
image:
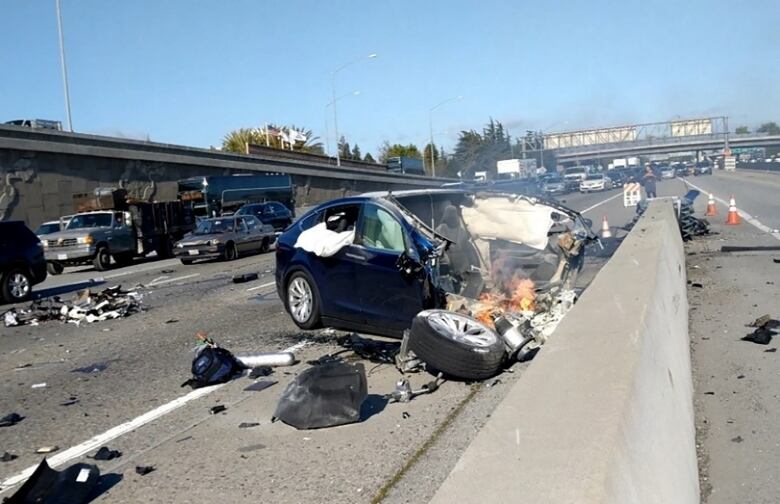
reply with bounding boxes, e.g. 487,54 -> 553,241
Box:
351,144 -> 362,161
447,118 -> 512,178
378,142 -> 422,163
338,136 -> 351,160
757,122 -> 780,135
363,152 -> 376,164
735,126 -> 750,134
222,124 -> 323,154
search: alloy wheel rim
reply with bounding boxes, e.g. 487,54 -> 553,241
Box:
427,311 -> 497,347
9,273 -> 30,299
288,277 -> 312,323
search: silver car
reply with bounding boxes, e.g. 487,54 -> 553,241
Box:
174,215 -> 275,264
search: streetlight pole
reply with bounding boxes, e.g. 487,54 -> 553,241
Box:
428,95 -> 462,177
326,91 -> 360,157
55,0 -> 73,132
331,53 -> 376,166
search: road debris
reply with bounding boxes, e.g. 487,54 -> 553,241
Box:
386,375 -> 444,403
5,459 -> 99,504
742,316 -> 779,345
235,351 -> 295,368
244,381 -> 277,392
90,446 -> 122,460
731,435 -> 744,443
238,422 -> 261,429
1,452 -> 18,462
181,332 -> 243,389
35,446 -> 60,454
135,465 -> 155,475
721,245 -> 780,253
273,362 -> 367,429
233,272 -> 259,283
2,286 -> 143,327
248,366 -> 273,378
0,413 -> 24,427
60,397 -> 80,406
31,382 -> 47,389
676,191 -> 711,241
210,405 -> 227,415
72,362 -> 109,373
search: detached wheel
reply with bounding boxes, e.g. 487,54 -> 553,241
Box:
409,310 -> 506,380
2,268 -> 33,303
93,246 -> 111,271
223,242 -> 237,261
47,262 -> 64,275
285,270 -> 322,329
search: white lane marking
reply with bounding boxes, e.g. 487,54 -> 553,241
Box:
147,273 -> 200,286
579,192 -> 624,215
684,179 -> 780,241
103,262 -> 178,280
149,275 -> 168,284
41,262 -> 180,292
0,340 -> 311,492
247,281 -> 276,292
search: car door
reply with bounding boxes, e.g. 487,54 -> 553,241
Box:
244,216 -> 265,252
234,218 -> 252,253
352,203 -> 426,332
309,203 -> 364,324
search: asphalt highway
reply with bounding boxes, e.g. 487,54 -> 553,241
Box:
0,186 -> 679,503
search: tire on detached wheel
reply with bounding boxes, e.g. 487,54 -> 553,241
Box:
409,310 -> 505,381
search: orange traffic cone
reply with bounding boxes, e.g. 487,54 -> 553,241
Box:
705,193 -> 718,216
725,195 -> 741,225
601,215 -> 612,238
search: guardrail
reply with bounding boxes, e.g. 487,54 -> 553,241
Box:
431,201 -> 698,504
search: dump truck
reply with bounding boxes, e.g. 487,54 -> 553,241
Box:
43,188 -> 195,274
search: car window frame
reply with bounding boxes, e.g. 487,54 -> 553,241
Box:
355,202 -> 408,255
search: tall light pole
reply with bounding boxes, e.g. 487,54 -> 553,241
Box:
428,96 -> 462,177
325,90 -> 360,157
55,0 -> 73,132
331,53 -> 376,166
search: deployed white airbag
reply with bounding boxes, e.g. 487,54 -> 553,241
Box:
461,196 -> 554,250
294,222 -> 355,257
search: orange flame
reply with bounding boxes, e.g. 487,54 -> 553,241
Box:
473,276 -> 536,327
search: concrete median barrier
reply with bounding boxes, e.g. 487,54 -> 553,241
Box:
431,201 -> 698,504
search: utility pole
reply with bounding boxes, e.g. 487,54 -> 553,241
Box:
55,0 -> 73,131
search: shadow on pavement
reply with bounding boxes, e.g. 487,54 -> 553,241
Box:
34,279 -> 106,300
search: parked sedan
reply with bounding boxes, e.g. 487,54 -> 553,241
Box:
235,201 -> 294,232
275,189 -> 595,338
174,215 -> 275,264
579,173 -> 612,192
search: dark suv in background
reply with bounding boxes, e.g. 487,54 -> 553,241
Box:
235,201 -> 294,232
0,221 -> 47,303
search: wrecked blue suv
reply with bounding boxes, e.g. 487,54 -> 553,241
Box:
275,189 -> 594,338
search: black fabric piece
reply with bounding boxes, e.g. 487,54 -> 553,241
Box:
210,405 -> 227,415
183,346 -> 241,389
742,327 -> 777,345
233,273 -> 259,284
4,459 -> 99,504
90,447 -> 121,461
1,452 -> 18,462
135,465 -> 155,476
0,413 -> 24,427
248,366 -> 273,378
272,362 -> 367,430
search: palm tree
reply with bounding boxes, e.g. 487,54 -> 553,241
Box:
221,124 -> 324,154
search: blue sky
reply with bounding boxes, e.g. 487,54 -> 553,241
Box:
1,0 -> 778,157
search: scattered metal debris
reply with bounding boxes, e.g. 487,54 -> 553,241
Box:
135,465 -> 155,475
0,413 -> 24,427
742,316 -> 779,345
248,366 -> 273,379
721,245 -> 780,253
233,272 -> 259,283
2,286 -> 143,327
31,382 -> 47,389
1,452 -> 18,462
35,446 -> 60,454
90,446 -> 122,460
731,435 -> 744,443
235,352 -> 295,368
238,422 -> 261,429
386,375 -> 444,403
60,397 -> 80,407
210,405 -> 227,415
72,362 -> 109,373
243,381 -> 277,392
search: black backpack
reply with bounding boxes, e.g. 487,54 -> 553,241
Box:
182,346 -> 241,389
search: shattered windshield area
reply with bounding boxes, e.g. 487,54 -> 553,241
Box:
66,213 -> 112,229
194,219 -> 234,234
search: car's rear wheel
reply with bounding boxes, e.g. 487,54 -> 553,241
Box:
47,261 -> 64,275
286,270 -> 322,329
408,310 -> 506,380
2,268 -> 33,304
93,246 -> 111,271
